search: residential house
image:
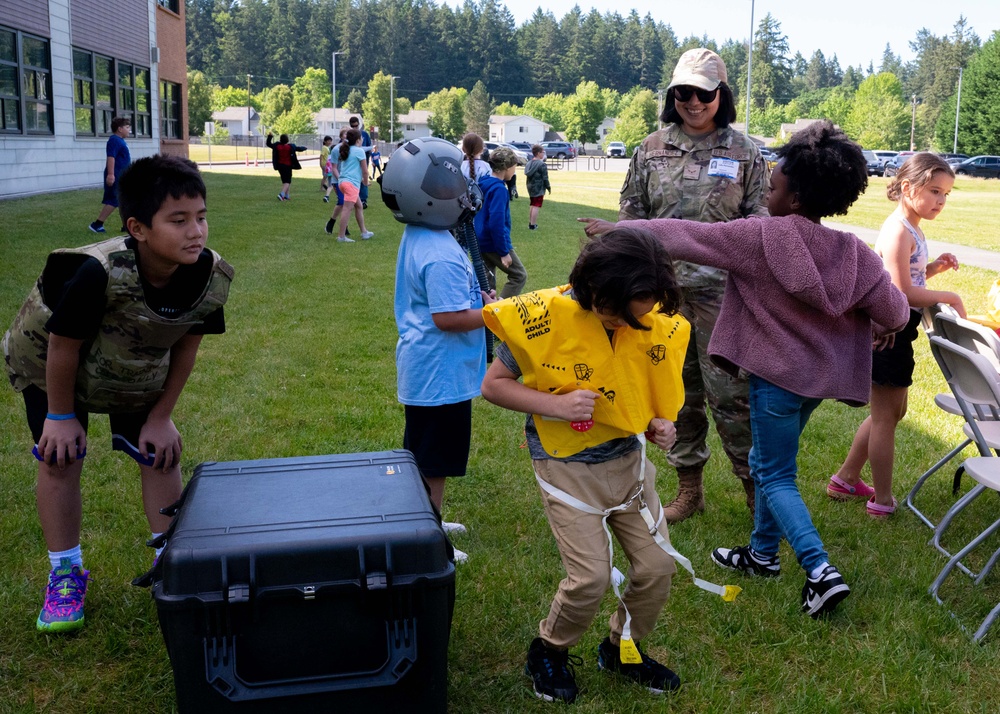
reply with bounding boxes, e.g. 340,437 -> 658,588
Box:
394,110 -> 431,142
778,118 -> 826,142
211,106 -> 261,138
488,115 -> 549,145
0,0 -> 190,198
313,107 -> 361,137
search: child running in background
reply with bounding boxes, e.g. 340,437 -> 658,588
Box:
460,133 -> 491,182
3,155 -> 233,632
831,153 -> 963,518
325,128 -> 372,242
580,120 -> 910,618
319,135 -> 333,193
481,227 -> 689,703
524,144 -> 551,231
474,147 -> 528,298
370,145 -> 383,179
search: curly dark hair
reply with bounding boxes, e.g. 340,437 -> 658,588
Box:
774,120 -> 868,217
569,226 -> 683,330
659,83 -> 737,128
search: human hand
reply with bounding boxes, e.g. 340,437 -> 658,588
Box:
138,416 -> 182,472
554,389 -> 599,422
873,332 -> 895,351
547,188 -> 551,195
481,289 -> 497,305
105,174 -> 115,187
577,217 -> 616,237
946,292 -> 967,319
933,253 -> 960,272
501,254 -> 513,269
644,418 -> 677,451
38,418 -> 87,469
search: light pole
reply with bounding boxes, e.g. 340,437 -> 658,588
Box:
910,94 -> 921,151
331,51 -> 343,133
246,73 -> 252,143
952,66 -> 963,154
744,0 -> 755,136
390,76 -> 400,143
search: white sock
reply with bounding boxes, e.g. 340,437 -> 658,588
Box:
49,545 -> 83,570
809,561 -> 830,579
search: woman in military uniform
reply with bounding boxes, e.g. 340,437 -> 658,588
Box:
619,48 -> 769,523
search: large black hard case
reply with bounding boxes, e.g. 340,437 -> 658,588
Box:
152,450 -> 454,713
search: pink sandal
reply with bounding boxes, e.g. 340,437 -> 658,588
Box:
827,475 -> 876,500
866,496 -> 897,519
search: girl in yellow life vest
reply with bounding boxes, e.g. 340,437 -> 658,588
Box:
481,226 -> 689,704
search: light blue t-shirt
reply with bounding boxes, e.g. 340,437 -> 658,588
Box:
394,224 -> 486,406
337,145 -> 366,188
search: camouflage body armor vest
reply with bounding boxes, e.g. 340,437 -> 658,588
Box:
3,238 -> 233,413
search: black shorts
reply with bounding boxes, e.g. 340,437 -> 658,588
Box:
872,310 -> 922,388
277,165 -> 293,183
403,401 -> 472,478
21,384 -> 156,465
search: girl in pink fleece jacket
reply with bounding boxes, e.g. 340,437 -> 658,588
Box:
580,120 -> 910,618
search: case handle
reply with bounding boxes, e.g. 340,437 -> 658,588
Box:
203,618 -> 417,701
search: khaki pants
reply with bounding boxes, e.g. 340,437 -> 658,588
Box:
533,450 -> 676,649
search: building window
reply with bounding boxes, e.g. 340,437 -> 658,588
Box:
0,25 -> 53,135
160,80 -> 181,139
519,126 -> 527,133
74,49 -> 151,137
157,0 -> 180,12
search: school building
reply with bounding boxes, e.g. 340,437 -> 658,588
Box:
0,0 -> 189,199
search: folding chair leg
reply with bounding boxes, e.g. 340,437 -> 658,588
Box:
975,544 -> 1000,586
907,438 -> 971,529
973,600 -> 1000,643
932,483 -> 987,578
930,515 -> 1000,603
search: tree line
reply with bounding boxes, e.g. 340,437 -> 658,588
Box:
186,0 -> 998,153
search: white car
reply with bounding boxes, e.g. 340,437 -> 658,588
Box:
606,141 -> 627,158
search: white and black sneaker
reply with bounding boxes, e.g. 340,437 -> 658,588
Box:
711,545 -> 780,577
801,565 -> 850,618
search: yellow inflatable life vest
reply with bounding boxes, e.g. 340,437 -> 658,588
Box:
484,285 -> 689,457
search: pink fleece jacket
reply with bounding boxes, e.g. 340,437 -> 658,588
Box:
625,215 -> 910,407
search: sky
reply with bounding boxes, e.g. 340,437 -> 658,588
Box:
484,0 -> 1000,72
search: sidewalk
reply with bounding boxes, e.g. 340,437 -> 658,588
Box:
825,221 -> 1000,273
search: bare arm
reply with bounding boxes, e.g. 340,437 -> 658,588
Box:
480,359 -> 598,422
879,224 -> 965,317
38,334 -> 88,468
139,333 -> 203,471
105,157 -> 115,186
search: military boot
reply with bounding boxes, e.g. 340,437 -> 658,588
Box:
740,477 -> 756,519
662,467 -> 705,524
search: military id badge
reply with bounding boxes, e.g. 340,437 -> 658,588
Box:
707,157 -> 740,180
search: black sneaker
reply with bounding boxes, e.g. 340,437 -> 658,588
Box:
88,222 -> 105,233
801,565 -> 850,618
711,545 -> 780,577
524,637 -> 581,704
325,218 -> 335,234
596,637 -> 680,694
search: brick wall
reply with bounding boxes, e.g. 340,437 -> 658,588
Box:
156,4 -> 188,154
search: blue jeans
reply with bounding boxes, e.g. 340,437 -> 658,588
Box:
747,375 -> 828,573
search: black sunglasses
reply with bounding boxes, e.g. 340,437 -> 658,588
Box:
673,85 -> 719,103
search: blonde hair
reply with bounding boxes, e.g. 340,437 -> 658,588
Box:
886,152 -> 955,202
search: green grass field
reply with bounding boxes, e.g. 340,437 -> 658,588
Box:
2,167 -> 1000,712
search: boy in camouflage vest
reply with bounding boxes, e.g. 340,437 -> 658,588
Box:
3,155 -> 233,633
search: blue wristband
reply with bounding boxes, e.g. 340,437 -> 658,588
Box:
46,412 -> 76,421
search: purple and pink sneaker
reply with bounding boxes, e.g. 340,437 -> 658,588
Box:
37,557 -> 89,633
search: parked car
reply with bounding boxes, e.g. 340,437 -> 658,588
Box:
954,155 -> 1000,179
862,150 -> 883,177
483,141 -> 527,165
938,153 -> 968,166
883,151 -> 915,177
539,141 -> 576,159
499,142 -> 530,165
606,141 -> 627,158
759,147 -> 778,169
507,141 -> 533,152
873,150 -> 899,169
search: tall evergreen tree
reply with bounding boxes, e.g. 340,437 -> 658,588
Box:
749,13 -> 792,107
464,80 -> 493,136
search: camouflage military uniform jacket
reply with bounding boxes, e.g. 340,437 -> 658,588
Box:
3,238 -> 233,412
618,124 -> 769,289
